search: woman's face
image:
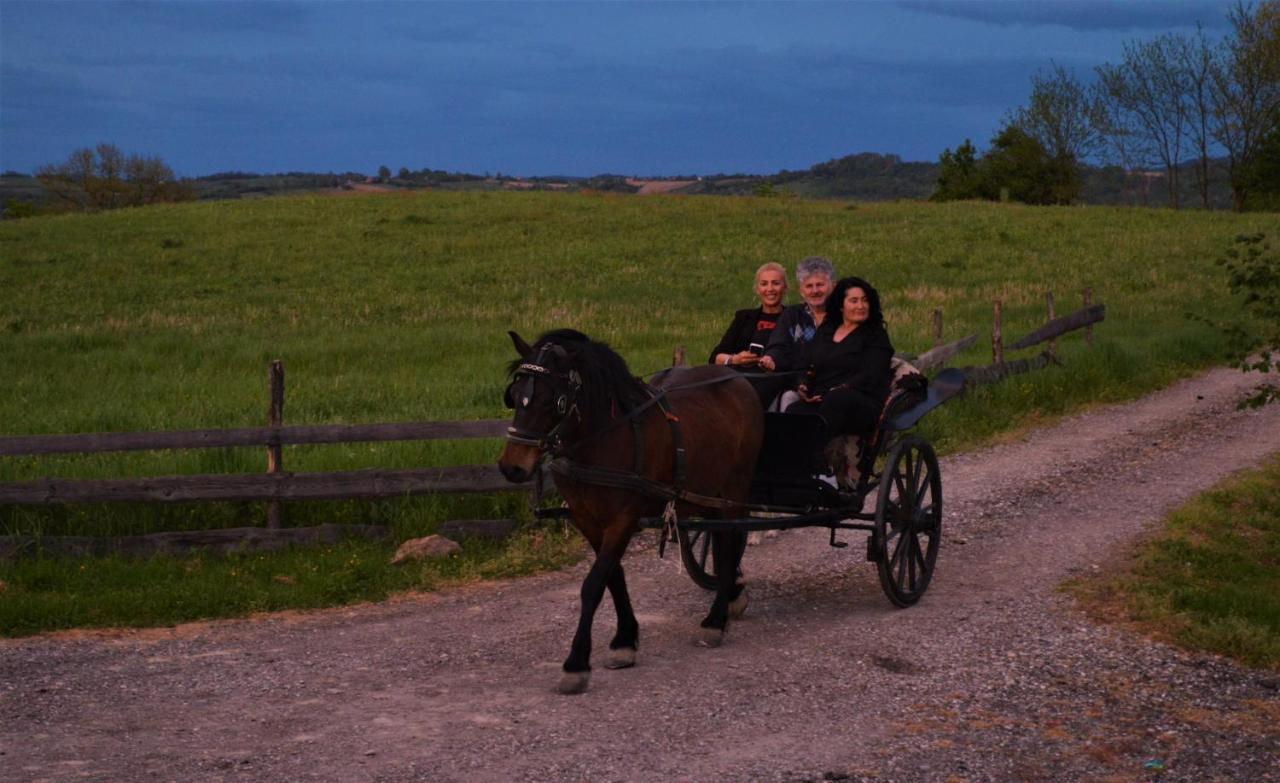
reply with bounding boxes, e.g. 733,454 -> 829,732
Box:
799,273 -> 831,310
754,268 -> 787,310
843,286 -> 871,326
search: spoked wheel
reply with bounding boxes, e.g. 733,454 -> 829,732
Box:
677,525 -> 747,591
873,435 -> 942,607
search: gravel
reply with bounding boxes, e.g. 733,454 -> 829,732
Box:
2,366 -> 1279,782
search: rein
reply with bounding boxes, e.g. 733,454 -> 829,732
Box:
507,357 -> 764,510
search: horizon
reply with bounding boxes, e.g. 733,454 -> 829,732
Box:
1,1 -> 1236,179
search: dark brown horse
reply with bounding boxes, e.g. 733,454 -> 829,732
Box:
498,329 -> 764,694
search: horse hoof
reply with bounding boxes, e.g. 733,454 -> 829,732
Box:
728,589 -> 749,619
604,647 -> 636,669
556,671 -> 590,694
694,628 -> 724,648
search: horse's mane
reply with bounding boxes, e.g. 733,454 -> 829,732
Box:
510,329 -> 650,424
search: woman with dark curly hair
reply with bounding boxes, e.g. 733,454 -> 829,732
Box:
785,276 -> 894,435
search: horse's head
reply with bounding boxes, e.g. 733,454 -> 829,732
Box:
498,330 -> 583,483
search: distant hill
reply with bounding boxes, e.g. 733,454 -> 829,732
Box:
0,152 -> 1250,217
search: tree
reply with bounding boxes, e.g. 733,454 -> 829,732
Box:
1174,26 -> 1221,208
930,139 -> 985,201
1243,114 -> 1280,209
35,143 -> 191,211
982,125 -> 1079,205
377,165 -> 391,182
1096,34 -> 1192,208
1211,0 -> 1280,210
1010,63 -> 1103,165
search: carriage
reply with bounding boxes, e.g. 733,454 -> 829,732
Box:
661,367 -> 964,607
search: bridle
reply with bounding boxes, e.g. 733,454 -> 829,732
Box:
503,343 -> 582,451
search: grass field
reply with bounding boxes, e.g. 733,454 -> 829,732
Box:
0,191 -> 1274,633
1069,455 -> 1280,670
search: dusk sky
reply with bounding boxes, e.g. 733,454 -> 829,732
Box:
0,1 -> 1236,178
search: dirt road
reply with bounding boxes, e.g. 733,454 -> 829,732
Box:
3,367 -> 1279,782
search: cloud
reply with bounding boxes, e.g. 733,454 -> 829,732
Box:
116,0 -> 311,34
899,0 -> 1232,32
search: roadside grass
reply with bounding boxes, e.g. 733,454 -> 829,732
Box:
0,523 -> 584,636
1067,454 -> 1280,671
0,192 -> 1273,634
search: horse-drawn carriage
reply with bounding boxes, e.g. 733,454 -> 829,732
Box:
499,329 -> 963,693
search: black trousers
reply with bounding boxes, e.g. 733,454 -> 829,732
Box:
784,386 -> 882,435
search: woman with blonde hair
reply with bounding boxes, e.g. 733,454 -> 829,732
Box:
709,261 -> 790,407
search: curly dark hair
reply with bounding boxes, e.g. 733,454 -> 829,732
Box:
821,276 -> 886,333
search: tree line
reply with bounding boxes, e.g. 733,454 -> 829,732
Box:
32,143 -> 194,212
934,0 -> 1279,210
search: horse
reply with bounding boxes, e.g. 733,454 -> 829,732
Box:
497,329 -> 764,694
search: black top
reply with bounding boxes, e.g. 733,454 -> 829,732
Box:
708,307 -> 781,363
801,323 -> 894,400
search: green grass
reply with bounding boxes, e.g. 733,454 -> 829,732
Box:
0,524 -> 584,636
0,191 -> 1274,634
1069,455 -> 1280,670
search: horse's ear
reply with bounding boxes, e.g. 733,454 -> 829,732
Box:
509,331 -> 533,359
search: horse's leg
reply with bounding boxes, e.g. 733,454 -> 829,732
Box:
575,529 -> 639,670
696,528 -> 746,647
559,523 -> 633,694
602,562 -> 639,670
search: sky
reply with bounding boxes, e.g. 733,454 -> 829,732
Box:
0,1 -> 1237,179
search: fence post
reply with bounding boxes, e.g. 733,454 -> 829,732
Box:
267,360 -> 284,530
672,345 -> 686,367
1083,287 -> 1094,347
992,300 -> 1004,365
932,308 -> 943,348
1046,288 -> 1057,362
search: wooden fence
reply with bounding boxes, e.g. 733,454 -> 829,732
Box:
1,289 -> 1103,548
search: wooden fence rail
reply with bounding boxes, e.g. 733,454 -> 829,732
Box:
0,465 -> 512,506
0,420 -> 508,458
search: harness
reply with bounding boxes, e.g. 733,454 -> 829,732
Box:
503,347 -> 749,511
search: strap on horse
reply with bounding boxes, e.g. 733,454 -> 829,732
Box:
546,457 -> 737,510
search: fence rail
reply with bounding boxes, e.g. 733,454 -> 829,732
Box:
0,465 -> 513,506
0,420 -> 509,458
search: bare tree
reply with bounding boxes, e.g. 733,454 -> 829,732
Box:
1211,0 -> 1280,210
1090,76 -> 1155,204
1175,26 -> 1222,208
1097,35 -> 1191,208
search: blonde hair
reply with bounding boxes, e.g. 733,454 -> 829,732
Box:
755,261 -> 786,279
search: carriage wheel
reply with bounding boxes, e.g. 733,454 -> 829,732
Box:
677,526 -> 747,591
872,435 -> 942,607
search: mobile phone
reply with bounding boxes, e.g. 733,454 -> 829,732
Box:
748,343 -> 764,356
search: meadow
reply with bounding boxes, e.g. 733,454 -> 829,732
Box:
0,190 -> 1273,632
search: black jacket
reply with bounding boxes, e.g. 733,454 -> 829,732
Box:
708,307 -> 780,363
801,323 -> 894,401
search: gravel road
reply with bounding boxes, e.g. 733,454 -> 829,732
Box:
3,367 -> 1279,782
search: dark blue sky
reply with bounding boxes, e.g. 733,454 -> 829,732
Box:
0,1 -> 1234,178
